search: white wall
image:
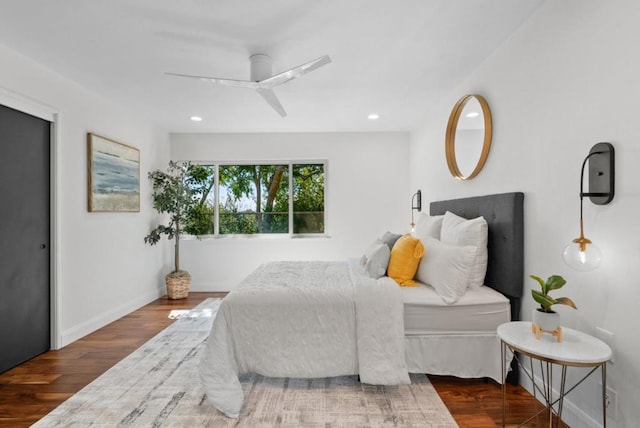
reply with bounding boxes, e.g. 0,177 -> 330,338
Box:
0,43 -> 171,348
170,132 -> 410,291
410,1 -> 640,426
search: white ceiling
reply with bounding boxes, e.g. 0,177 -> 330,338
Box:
0,0 -> 544,133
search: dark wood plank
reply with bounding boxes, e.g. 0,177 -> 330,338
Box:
0,292 -> 562,427
0,292 -> 224,428
429,375 -> 568,427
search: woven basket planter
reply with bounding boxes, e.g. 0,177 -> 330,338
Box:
165,270 -> 191,299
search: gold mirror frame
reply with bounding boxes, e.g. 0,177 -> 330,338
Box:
445,94 -> 492,180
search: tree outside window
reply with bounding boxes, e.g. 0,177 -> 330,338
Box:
182,164 -> 215,236
219,164 -> 289,234
293,164 -> 324,234
181,162 -> 325,236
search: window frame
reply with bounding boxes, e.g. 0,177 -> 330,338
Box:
186,160 -> 328,239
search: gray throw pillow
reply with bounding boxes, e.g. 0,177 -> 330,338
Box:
379,231 -> 402,251
363,242 -> 391,278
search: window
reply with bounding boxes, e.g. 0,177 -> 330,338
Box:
292,164 -> 324,234
184,162 -> 325,236
183,164 -> 215,236
219,164 -> 289,235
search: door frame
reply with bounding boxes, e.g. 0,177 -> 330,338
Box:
0,86 -> 61,349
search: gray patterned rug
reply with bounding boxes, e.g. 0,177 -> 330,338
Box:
34,298 -> 458,427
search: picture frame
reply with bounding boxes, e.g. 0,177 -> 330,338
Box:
87,133 -> 140,212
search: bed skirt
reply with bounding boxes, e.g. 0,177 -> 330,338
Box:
404,333 -> 512,383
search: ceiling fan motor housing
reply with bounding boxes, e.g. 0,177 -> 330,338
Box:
250,54 -> 273,81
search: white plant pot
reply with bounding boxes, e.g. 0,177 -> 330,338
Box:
532,308 -> 560,332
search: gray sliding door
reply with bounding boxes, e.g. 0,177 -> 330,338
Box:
0,104 -> 51,373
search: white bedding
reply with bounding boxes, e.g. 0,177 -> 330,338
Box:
401,283 -> 510,335
199,261 -> 409,418
401,283 -> 511,382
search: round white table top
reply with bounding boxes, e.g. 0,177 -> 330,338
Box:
497,321 -> 612,365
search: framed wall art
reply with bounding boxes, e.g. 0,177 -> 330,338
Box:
87,133 -> 140,212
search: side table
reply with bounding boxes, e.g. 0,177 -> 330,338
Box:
497,321 -> 612,427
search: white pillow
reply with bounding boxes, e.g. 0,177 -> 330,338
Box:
361,242 -> 391,279
413,213 -> 444,240
415,237 -> 477,304
440,211 -> 488,288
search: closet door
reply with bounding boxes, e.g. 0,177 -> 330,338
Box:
0,104 -> 51,373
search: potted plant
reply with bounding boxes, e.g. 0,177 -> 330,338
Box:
144,161 -> 213,299
530,274 -> 577,339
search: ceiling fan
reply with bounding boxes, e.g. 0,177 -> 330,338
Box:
166,54 -> 332,117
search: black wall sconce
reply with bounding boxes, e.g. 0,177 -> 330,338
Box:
410,190 -> 422,231
563,142 -> 615,271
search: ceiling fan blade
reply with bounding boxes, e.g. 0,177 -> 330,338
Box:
256,88 -> 287,117
165,72 -> 258,89
259,55 -> 331,89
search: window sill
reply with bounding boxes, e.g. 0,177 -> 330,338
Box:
181,234 -> 331,241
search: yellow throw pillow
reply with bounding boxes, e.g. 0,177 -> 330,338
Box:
387,234 -> 425,286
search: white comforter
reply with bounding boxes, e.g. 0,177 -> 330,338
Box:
199,260 -> 409,418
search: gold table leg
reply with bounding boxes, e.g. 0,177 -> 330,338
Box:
501,341 -> 506,428
602,363 -> 607,428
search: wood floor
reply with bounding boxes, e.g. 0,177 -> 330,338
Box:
0,292 -> 563,427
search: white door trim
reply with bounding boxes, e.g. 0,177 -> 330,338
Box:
0,86 -> 62,350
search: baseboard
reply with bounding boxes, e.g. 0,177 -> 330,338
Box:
59,287 -> 165,348
189,281 -> 230,292
518,366 -> 603,428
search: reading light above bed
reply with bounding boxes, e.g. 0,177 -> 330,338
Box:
563,143 -> 615,271
410,190 -> 422,232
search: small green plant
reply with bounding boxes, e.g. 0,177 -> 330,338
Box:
530,274 -> 577,313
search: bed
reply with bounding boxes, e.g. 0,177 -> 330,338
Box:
200,192 -> 524,418
404,192 -> 524,380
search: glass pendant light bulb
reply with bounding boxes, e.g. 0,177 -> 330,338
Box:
563,238 -> 602,271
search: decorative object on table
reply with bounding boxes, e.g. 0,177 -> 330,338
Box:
563,142 -> 615,271
445,94 -> 492,180
87,133 -> 140,212
144,161 -> 214,299
409,189 -> 422,232
530,274 -> 577,342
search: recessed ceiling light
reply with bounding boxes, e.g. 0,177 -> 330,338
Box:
465,112 -> 479,118
190,116 -> 203,122
368,113 -> 379,120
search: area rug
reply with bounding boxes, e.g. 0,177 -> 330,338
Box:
34,298 -> 458,427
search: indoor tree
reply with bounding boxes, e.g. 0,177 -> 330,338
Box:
144,161 -> 214,298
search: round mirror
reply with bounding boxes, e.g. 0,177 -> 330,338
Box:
445,94 -> 492,180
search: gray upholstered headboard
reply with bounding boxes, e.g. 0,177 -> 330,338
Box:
430,192 -> 524,321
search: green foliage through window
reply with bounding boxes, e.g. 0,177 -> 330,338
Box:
219,164 -> 289,234
183,164 -> 215,236
182,162 -> 325,236
293,164 -> 324,234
